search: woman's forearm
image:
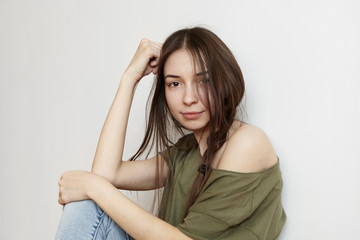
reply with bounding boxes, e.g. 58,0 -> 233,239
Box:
91,39 -> 162,184
89,175 -> 191,240
91,74 -> 137,182
58,170 -> 185,239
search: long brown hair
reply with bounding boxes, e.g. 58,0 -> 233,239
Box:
130,27 -> 245,217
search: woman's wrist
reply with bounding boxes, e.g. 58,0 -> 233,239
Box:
86,173 -> 109,201
120,70 -> 141,88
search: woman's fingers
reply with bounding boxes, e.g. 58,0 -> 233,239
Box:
124,38 -> 163,81
139,39 -> 161,67
57,170 -> 99,205
147,39 -> 162,51
58,182 -> 64,205
149,56 -> 159,67
58,190 -> 65,205
57,171 -> 82,205
58,175 -> 65,205
152,66 -> 159,75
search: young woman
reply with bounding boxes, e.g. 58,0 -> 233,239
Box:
56,27 -> 286,240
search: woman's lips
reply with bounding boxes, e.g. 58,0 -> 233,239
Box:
182,111 -> 204,119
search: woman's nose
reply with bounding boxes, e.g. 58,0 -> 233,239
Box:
183,85 -> 198,105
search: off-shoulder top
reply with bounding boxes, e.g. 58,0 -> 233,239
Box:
158,134 -> 286,240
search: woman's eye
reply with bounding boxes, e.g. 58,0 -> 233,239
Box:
169,82 -> 180,87
200,78 -> 209,84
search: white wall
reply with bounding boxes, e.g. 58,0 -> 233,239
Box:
1,0 -> 359,239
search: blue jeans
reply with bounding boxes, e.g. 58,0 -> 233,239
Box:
55,200 -> 134,240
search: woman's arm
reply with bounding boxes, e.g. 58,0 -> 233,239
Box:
91,39 -> 163,185
90,75 -> 136,183
58,171 -> 192,240
111,155 -> 168,190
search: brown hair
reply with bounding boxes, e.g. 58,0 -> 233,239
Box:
130,27 -> 245,217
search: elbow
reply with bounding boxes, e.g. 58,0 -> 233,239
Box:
91,167 -> 118,185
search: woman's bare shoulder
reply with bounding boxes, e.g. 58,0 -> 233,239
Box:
217,122 -> 278,173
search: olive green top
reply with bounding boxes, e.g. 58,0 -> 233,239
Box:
159,134 -> 286,240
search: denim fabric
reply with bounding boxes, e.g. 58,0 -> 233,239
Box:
55,200 -> 134,240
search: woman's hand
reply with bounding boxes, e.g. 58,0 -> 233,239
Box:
124,38 -> 162,83
58,170 -> 102,205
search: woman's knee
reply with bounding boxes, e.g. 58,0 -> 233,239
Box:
56,200 -> 105,239
63,199 -> 103,215
56,200 -> 131,240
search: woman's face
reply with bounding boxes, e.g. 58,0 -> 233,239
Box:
164,49 -> 211,135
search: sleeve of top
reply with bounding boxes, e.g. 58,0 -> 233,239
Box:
177,163 -> 282,240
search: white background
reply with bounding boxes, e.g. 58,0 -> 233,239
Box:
1,0 -> 359,239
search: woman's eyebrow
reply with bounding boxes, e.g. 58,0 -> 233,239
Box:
195,71 -> 209,76
164,74 -> 180,79
164,71 -> 208,79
